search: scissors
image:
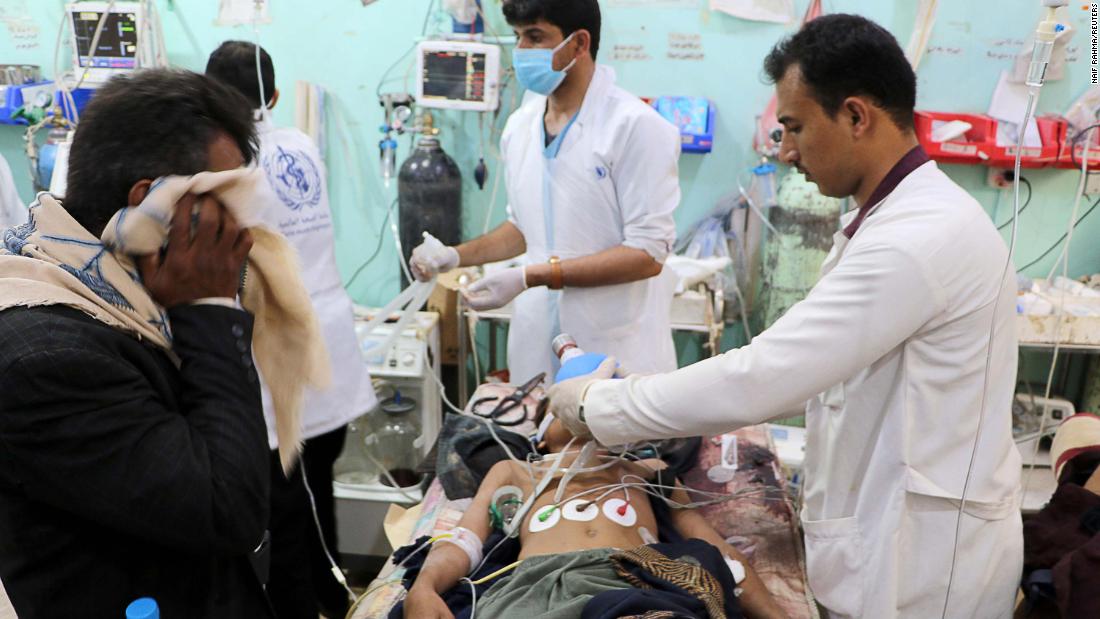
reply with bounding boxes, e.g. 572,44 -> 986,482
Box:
472,372 -> 546,427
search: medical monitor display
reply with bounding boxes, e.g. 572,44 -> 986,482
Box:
421,49 -> 488,104
415,41 -> 500,112
72,10 -> 138,69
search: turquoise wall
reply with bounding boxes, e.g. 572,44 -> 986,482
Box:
2,0 -> 1099,319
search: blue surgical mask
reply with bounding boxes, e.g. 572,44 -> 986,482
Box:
513,33 -> 577,96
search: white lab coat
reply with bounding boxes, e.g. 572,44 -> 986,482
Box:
500,65 -> 680,383
585,161 -> 1023,618
253,116 -> 377,447
0,154 -> 26,229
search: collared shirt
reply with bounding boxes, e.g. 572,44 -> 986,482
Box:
843,145 -> 930,238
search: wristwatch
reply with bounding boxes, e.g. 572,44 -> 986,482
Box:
548,256 -> 563,290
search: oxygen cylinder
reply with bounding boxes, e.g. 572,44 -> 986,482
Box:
758,169 -> 843,329
398,136 -> 462,284
35,127 -> 69,192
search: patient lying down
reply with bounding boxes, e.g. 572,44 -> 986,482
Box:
404,412 -> 786,619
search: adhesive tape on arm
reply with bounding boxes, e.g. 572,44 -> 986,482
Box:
436,526 -> 483,574
725,556 -> 746,585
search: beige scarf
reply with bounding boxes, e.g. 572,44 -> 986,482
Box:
0,169 -> 329,472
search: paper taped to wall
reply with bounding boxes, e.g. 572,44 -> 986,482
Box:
989,70 -> 1041,148
710,0 -> 794,24
216,0 -> 271,26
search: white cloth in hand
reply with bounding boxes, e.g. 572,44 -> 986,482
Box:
410,232 -> 460,281
463,266 -> 527,311
547,356 -> 618,441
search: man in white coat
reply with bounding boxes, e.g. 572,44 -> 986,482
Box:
550,15 -> 1023,619
409,0 -> 681,384
207,42 -> 377,619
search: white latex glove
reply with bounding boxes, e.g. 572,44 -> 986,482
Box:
410,232 -> 460,282
547,356 -> 618,441
462,266 -> 527,311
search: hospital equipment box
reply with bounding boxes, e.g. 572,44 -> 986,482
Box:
0,81 -> 54,126
652,96 -> 715,154
915,111 -> 1065,169
914,111 -> 996,165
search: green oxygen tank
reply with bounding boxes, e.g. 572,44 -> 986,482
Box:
759,169 -> 844,330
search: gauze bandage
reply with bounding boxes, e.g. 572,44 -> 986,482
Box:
436,526 -> 484,574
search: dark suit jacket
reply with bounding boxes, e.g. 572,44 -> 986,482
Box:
0,304 -> 273,618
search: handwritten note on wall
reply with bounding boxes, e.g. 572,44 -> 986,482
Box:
612,44 -> 653,62
0,1 -> 39,51
668,32 -> 704,61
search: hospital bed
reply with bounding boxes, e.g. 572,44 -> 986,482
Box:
351,382 -> 818,619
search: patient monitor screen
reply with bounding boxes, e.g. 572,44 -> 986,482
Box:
72,10 -> 139,69
421,49 -> 488,103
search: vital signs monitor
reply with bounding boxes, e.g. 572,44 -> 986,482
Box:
67,2 -> 145,84
415,41 -> 501,112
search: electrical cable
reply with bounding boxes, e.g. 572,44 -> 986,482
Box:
70,1 -> 114,94
736,168 -> 779,236
472,0 -> 502,40
941,81 -> 1038,619
465,576 -> 479,618
358,396 -> 785,617
345,198 -> 397,289
147,0 -> 168,68
416,339 -> 801,601
479,121 -> 506,234
391,200 -> 416,284
1068,122 -> 1100,170
298,458 -> 356,602
727,262 -> 753,343
325,95 -> 389,290
1045,132 -> 1095,282
252,3 -> 267,121
479,68 -> 517,235
344,533 -> 452,619
52,1 -> 110,127
469,560 -> 520,585
467,310 -> 482,385
552,441 -> 597,505
996,176 -> 1032,231
556,478 -> 780,513
267,4 -> 424,558
421,0 -> 438,35
363,448 -> 425,503
1019,127 -> 1097,503
50,5 -> 81,126
28,1 -> 102,188
375,0 -> 436,98
402,475 -> 781,619
1015,195 -> 1100,272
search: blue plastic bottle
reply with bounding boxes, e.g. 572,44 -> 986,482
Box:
125,598 -> 159,619
552,334 -> 609,383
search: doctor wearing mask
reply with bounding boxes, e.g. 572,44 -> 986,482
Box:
207,42 -> 377,619
550,15 -> 1023,619
409,0 -> 681,383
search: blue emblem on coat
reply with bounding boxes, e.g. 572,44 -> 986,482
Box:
263,146 -> 322,211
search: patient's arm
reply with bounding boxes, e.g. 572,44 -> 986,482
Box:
404,461 -> 510,619
668,485 -> 788,619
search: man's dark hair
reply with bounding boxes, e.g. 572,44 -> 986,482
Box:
763,14 -> 916,130
65,69 -> 257,235
503,0 -> 601,60
205,40 -> 275,109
